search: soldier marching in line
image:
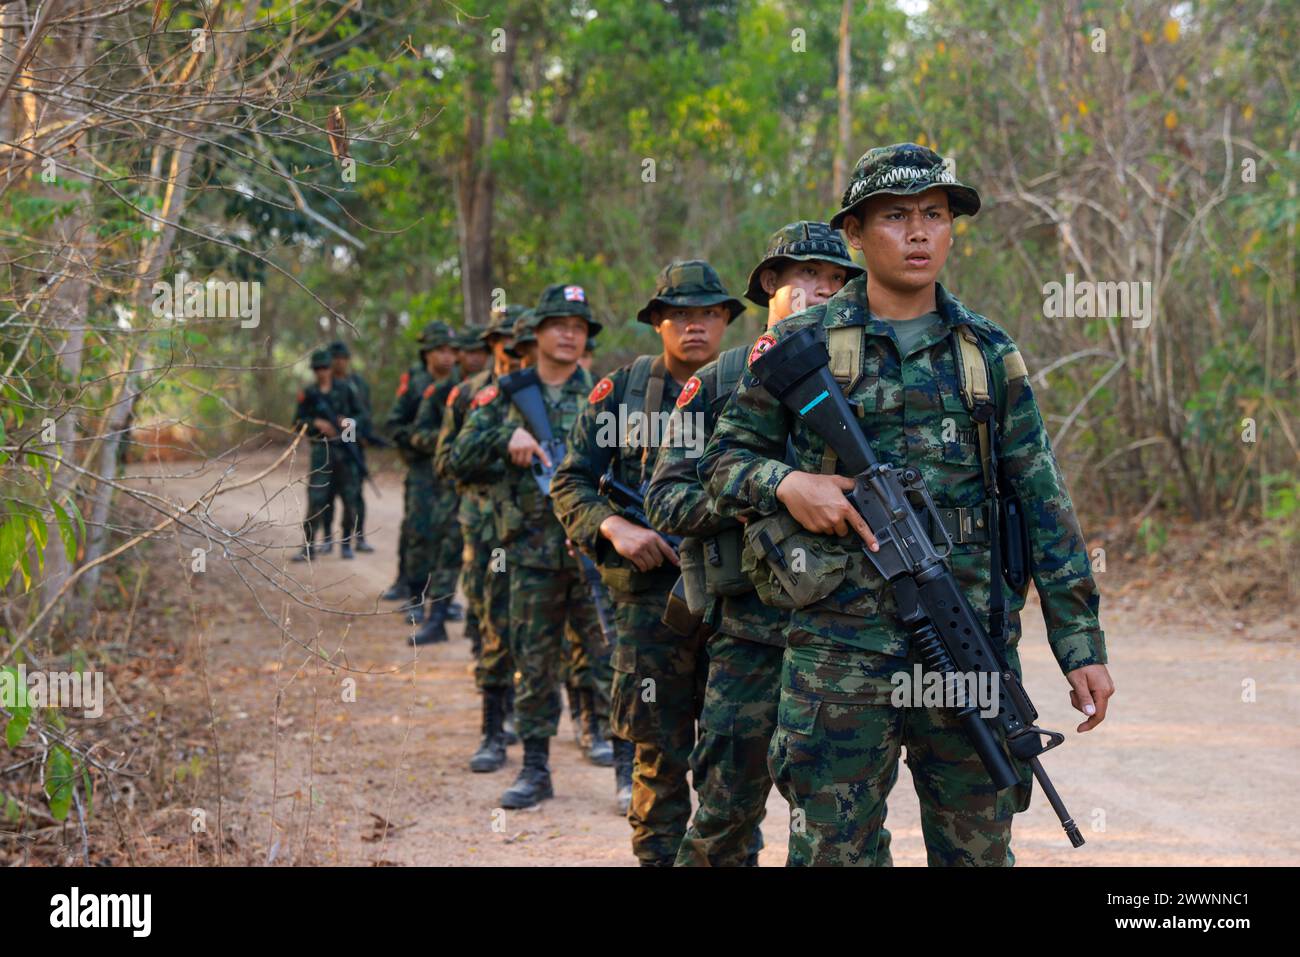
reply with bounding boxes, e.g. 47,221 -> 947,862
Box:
698,144 -> 1114,866
445,287 -> 607,809
321,340 -> 380,554
292,349 -> 364,561
551,261 -> 740,865
645,222 -> 897,866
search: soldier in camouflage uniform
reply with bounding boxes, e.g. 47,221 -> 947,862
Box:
445,287 -> 603,808
407,329 -> 467,645
292,349 -> 364,561
455,329 -> 490,378
552,261 -> 741,865
385,322 -> 458,630
698,144 -> 1114,866
325,340 -> 378,553
437,306 -> 524,771
646,222 -> 903,866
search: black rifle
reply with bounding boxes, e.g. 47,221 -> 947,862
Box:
308,391 -> 380,498
751,325 -> 1084,848
597,467 -> 700,635
499,367 -> 614,647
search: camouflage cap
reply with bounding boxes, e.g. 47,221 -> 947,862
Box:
481,304 -> 527,342
636,259 -> 746,325
327,339 -> 351,358
310,348 -> 332,369
532,283 -> 603,335
744,221 -> 865,306
829,142 -> 981,229
455,329 -> 489,351
505,309 -> 538,358
417,321 -> 453,350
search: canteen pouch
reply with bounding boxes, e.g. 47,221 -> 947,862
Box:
701,524 -> 750,597
742,511 -> 849,610
490,485 -> 526,545
677,536 -> 712,616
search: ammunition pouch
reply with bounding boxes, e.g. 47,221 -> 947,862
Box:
701,524 -> 749,596
999,492 -> 1030,591
741,511 -> 849,610
676,536 -> 712,616
489,484 -> 526,545
597,548 -> 674,597
661,576 -> 705,636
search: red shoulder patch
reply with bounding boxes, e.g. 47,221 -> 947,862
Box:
297,389 -> 305,403
445,384 -> 461,408
422,383 -> 436,399
472,384 -> 499,408
676,376 -> 702,409
588,377 -> 614,404
396,370 -> 410,397
748,333 -> 777,368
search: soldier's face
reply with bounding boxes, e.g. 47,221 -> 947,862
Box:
459,349 -> 488,373
314,367 -> 331,387
536,315 -> 588,364
844,188 -> 953,293
653,305 -> 728,365
425,345 -> 456,377
330,357 -> 349,377
763,259 -> 850,323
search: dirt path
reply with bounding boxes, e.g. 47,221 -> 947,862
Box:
129,448 -> 1300,866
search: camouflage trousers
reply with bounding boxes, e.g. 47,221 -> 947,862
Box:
476,559 -> 513,690
609,601 -> 708,866
508,562 -> 601,741
770,629 -> 1032,867
322,442 -> 367,539
304,441 -> 360,544
459,520 -> 492,656
403,466 -> 461,599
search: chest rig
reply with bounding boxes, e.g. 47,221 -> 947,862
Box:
825,320 -> 1030,640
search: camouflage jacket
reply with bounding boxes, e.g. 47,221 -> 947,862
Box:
338,372 -> 373,438
645,345 -> 787,647
698,277 -> 1106,674
435,368 -> 497,538
294,379 -> 361,444
446,365 -> 592,571
551,356 -> 683,602
384,363 -> 434,463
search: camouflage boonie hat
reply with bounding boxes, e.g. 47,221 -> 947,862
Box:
455,329 -> 488,351
744,221 -> 865,306
505,309 -> 538,358
532,283 -> 602,335
327,339 -> 350,358
482,304 -> 527,342
829,143 -> 981,229
417,321 -> 453,350
636,259 -> 746,325
310,348 -> 332,369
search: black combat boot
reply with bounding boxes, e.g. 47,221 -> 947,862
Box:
500,737 -> 553,809
445,600 -> 464,622
404,584 -> 426,624
339,538 -> 354,560
290,543 -> 314,563
381,580 -> 410,602
502,685 -> 519,746
318,537 -> 334,555
613,737 -> 634,815
586,699 -> 613,768
465,614 -> 481,658
407,598 -> 449,646
469,688 -> 507,773
355,536 -> 375,554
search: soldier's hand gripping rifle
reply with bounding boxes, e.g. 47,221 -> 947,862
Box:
750,326 -> 1085,848
597,468 -> 700,636
309,393 -> 381,498
499,368 -> 615,649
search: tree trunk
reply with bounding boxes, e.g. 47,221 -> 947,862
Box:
833,0 -> 853,200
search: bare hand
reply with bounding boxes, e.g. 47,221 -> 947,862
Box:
775,471 -> 877,549
507,427 -> 548,468
1066,663 -> 1114,732
314,418 -> 337,438
599,515 -> 679,572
